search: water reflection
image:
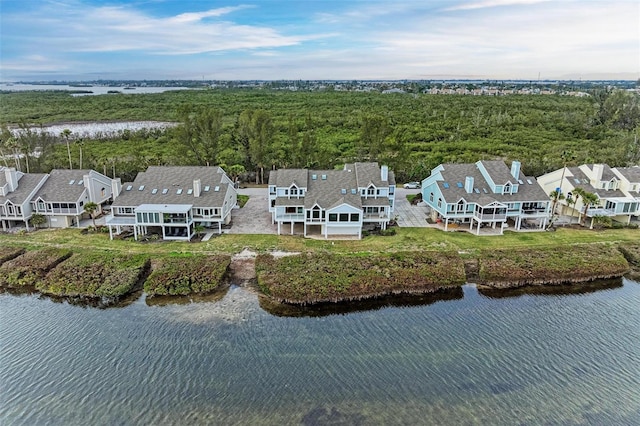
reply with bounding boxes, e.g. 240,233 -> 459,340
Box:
477,278 -> 623,299
145,285 -> 230,307
259,287 -> 464,317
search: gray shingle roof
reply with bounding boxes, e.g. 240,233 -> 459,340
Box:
565,167 -> 627,198
270,163 -> 394,210
615,166 -> 640,182
33,169 -> 92,202
112,166 -> 233,208
436,162 -> 548,205
0,172 -> 48,205
268,169 -> 308,187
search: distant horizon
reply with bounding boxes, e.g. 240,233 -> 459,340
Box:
1,1 -> 638,81
2,77 -> 639,84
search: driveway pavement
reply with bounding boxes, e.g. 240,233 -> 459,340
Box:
394,188 -> 431,227
228,188 -> 277,234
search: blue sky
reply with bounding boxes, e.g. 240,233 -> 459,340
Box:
1,0 -> 638,81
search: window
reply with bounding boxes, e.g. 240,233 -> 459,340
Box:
204,185 -> 210,192
187,189 -> 193,195
321,175 -> 327,180
339,213 -> 349,222
176,189 -> 183,195
429,193 -> 434,202
69,179 -> 75,185
214,186 -> 220,192
329,213 -> 337,222
367,186 -> 375,195
152,188 -> 158,194
285,206 -> 297,214
350,213 -> 359,222
503,183 -> 511,194
162,189 -> 168,194
290,187 -> 298,195
311,174 -> 317,180
101,188 -> 106,197
126,185 -> 132,191
138,185 -> 145,191
437,198 -> 442,208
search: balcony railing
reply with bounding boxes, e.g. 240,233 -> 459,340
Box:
474,212 -> 507,221
275,213 -> 305,222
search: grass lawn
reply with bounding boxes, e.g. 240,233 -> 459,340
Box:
1,226 -> 638,256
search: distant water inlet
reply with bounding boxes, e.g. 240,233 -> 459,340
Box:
1,280 -> 639,425
12,121 -> 178,139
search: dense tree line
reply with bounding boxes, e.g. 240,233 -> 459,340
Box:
1,88 -> 638,183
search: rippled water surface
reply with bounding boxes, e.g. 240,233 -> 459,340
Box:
1,280 -> 639,425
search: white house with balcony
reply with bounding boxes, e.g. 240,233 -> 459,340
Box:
0,167 -> 48,230
30,169 -> 118,228
268,162 -> 396,239
612,166 -> 640,219
106,166 -> 236,241
421,160 -> 550,235
537,164 -> 639,226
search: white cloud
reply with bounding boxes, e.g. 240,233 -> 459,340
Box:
444,0 -> 553,12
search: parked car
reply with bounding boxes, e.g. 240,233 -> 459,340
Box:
403,182 -> 421,189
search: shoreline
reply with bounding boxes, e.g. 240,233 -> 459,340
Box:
2,240 -> 638,307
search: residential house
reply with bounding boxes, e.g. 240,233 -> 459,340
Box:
612,166 -> 640,219
30,169 -> 119,228
106,166 -> 236,241
0,167 -> 48,230
268,162 -> 395,239
421,160 -> 550,234
537,164 -> 639,226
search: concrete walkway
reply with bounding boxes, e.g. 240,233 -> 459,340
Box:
228,188 -> 277,234
394,188 -> 431,227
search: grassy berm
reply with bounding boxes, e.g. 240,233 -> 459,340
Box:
144,254 -> 231,297
256,251 -> 466,305
0,248 -> 71,288
35,251 -> 150,298
477,245 -> 630,288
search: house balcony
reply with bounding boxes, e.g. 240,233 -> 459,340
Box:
45,208 -> 82,215
473,212 -> 507,222
275,213 -> 305,222
162,217 -> 192,224
520,208 -> 549,217
363,213 -> 390,221
586,208 -> 618,217
306,217 -> 325,223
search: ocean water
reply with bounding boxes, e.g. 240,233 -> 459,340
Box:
1,280 -> 639,425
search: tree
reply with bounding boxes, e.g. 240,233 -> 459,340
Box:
226,164 -> 246,186
549,188 -> 565,218
358,114 -> 390,161
60,129 -> 73,169
84,202 -> 99,228
30,213 -> 46,230
573,188 -> 598,227
247,110 -> 274,184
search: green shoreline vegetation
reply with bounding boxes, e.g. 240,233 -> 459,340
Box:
0,228 -> 639,305
256,251 -> 466,304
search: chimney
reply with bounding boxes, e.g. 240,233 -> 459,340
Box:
112,178 -> 122,199
465,176 -> 474,193
193,179 -> 201,197
510,161 -> 521,179
593,164 -> 604,181
381,165 -> 389,181
5,168 -> 18,192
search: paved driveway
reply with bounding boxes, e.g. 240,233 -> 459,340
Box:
394,188 -> 431,227
228,188 -> 277,234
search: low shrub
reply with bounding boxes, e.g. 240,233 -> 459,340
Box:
478,245 -> 629,287
256,251 -> 465,304
36,251 -> 150,297
0,247 -> 25,266
144,255 -> 231,296
0,248 -> 72,288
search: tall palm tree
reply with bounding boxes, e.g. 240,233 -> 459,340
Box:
580,192 -> 599,228
549,188 -> 565,217
60,129 -> 73,169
